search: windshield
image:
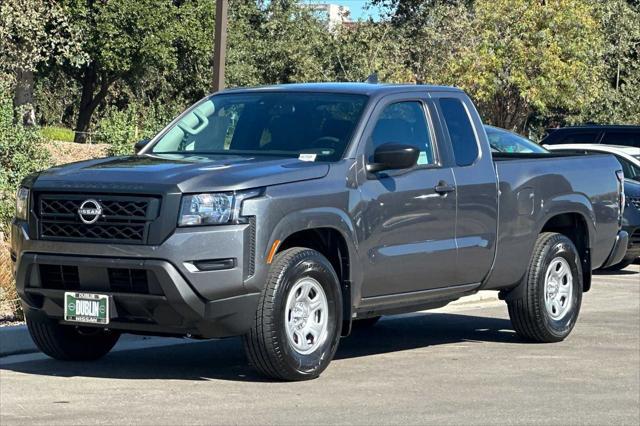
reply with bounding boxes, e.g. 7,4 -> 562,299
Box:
150,92 -> 368,162
485,126 -> 548,154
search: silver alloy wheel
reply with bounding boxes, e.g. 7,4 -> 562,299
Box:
544,257 -> 574,320
284,277 -> 329,355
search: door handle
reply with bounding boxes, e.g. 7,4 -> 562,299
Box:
434,181 -> 455,195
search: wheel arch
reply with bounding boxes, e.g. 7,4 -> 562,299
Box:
266,208 -> 360,334
539,211 -> 592,292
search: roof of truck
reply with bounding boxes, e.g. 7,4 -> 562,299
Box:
220,82 -> 463,96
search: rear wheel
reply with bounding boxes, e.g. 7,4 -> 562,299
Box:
507,232 -> 583,343
243,248 -> 343,381
26,315 -> 120,361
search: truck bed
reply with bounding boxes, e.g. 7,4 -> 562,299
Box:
483,152 -> 622,289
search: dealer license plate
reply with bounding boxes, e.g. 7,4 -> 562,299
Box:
64,292 -> 109,324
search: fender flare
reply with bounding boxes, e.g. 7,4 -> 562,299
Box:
265,207 -> 361,334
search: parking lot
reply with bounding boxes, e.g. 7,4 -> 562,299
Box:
1,265 -> 638,425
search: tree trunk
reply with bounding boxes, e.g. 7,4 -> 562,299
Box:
74,65 -> 98,143
74,64 -> 113,143
13,68 -> 36,126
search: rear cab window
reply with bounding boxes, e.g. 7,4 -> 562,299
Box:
439,98 -> 479,166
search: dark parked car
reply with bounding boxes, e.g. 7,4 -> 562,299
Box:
484,125 -> 548,154
11,83 -> 626,380
546,144 -> 640,270
542,125 -> 640,148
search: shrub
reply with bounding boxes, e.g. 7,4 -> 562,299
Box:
0,83 -> 51,234
40,126 -> 75,142
0,81 -> 50,321
0,240 -> 20,320
96,102 -> 178,156
95,107 -> 140,156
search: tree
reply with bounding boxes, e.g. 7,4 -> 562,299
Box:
575,0 -> 640,124
442,0 -> 604,130
323,21 -> 412,83
391,2 -> 474,85
61,0 -> 178,142
0,0 -> 85,125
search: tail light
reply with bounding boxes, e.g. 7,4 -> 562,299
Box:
616,170 -> 625,225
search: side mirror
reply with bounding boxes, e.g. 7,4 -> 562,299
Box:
366,143 -> 420,173
134,138 -> 150,154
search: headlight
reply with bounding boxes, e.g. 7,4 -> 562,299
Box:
15,187 -> 29,220
178,189 -> 261,226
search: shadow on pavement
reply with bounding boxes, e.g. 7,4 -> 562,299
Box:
0,312 -> 519,383
593,268 -> 638,276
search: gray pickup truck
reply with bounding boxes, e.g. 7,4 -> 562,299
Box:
11,84 -> 627,381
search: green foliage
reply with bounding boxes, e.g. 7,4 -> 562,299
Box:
464,0 -> 604,130
574,0 -> 640,125
0,0 -> 87,73
40,126 -> 75,142
96,107 -> 139,156
324,21 -> 412,83
0,83 -> 50,233
2,0 -> 639,144
389,0 -> 605,130
96,101 -> 178,157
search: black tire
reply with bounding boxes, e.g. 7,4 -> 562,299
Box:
601,257 -> 636,272
243,248 -> 343,381
353,316 -> 381,328
26,315 -> 120,361
507,232 -> 583,343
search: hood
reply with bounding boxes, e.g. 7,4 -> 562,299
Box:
32,154 -> 330,193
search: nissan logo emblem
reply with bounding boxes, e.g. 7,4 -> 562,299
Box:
78,199 -> 103,224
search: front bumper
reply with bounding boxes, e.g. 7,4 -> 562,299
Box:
11,220 -> 262,338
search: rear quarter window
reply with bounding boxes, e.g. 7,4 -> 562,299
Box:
439,98 -> 478,166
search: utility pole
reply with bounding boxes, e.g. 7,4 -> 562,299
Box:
212,0 -> 229,92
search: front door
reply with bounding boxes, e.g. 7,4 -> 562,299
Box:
357,98 -> 458,298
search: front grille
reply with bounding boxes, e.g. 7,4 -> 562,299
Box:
39,264 -> 80,290
631,230 -> 640,245
37,194 -> 160,244
629,196 -> 640,210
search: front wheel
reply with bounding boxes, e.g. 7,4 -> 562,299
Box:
507,232 -> 583,343
243,248 -> 343,381
26,315 -> 120,361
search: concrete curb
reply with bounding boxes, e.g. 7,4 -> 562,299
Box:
1,291 -> 501,358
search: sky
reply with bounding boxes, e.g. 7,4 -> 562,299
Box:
301,1 -> 385,21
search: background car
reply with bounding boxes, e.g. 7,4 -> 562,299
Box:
545,144 -> 640,270
484,125 -> 549,153
541,125 -> 640,148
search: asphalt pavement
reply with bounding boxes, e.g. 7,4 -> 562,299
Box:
1,265 -> 638,425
